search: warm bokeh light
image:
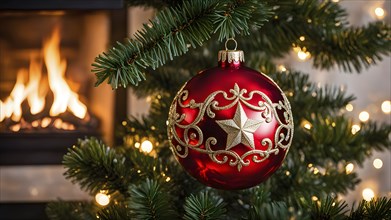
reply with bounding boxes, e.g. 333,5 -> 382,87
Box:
345,163 -> 354,174
362,188 -> 375,201
381,100 -> 390,114
95,192 -> 110,206
359,111 -> 370,122
293,46 -> 310,61
345,103 -> 354,112
373,158 -> 383,169
351,124 -> 361,135
374,7 -> 385,19
141,140 -> 153,153
299,36 -> 305,41
278,65 -> 287,72
303,122 -> 312,130
297,50 -> 310,60
134,142 -> 140,149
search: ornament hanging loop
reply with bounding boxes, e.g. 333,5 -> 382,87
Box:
225,38 -> 237,51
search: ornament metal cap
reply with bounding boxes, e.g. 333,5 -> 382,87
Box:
218,38 -> 244,63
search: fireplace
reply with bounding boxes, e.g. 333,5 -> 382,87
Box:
0,4 -> 127,165
0,2 -> 128,219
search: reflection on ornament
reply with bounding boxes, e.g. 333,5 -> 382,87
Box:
345,163 -> 354,174
359,111 -> 370,122
381,100 -> 390,114
375,7 -> 385,19
95,192 -> 110,206
141,140 -> 153,153
373,158 -> 383,169
362,188 -> 375,201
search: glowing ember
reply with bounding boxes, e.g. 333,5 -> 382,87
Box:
0,26 -> 90,132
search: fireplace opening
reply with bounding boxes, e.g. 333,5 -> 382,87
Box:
0,10 -> 127,165
0,25 -> 99,133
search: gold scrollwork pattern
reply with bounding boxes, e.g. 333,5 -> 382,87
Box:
168,83 -> 294,171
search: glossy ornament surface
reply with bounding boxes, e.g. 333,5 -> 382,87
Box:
167,41 -> 294,190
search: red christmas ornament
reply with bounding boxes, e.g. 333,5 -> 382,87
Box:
167,39 -> 294,190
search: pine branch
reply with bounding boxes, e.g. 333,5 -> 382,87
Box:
307,21 -> 391,72
63,137 -> 136,195
298,115 -> 390,165
213,0 -> 271,41
46,201 -> 96,220
93,0 -> 271,89
246,186 -> 291,219
240,0 -> 390,73
269,71 -> 355,117
183,191 -> 227,220
239,0 -> 348,57
310,196 -> 348,220
97,203 -> 132,220
348,197 -> 391,220
128,178 -> 176,219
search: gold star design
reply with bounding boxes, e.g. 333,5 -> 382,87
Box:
216,103 -> 264,150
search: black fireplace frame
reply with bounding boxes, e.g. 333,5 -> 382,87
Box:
0,0 -> 123,10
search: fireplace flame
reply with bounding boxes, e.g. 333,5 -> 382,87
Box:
44,27 -> 87,119
27,59 -> 47,115
0,26 -> 87,128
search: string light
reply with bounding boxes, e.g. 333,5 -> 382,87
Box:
141,140 -> 153,153
359,111 -> 370,122
301,120 -> 312,130
374,7 -> 385,19
373,158 -> 383,169
311,196 -> 318,201
345,103 -> 354,112
345,163 -> 354,174
381,100 -> 390,114
293,46 -> 310,61
134,142 -> 140,148
351,124 -> 361,135
278,65 -> 287,72
297,50 -> 310,60
95,192 -> 110,206
362,188 -> 375,201
299,36 -> 305,41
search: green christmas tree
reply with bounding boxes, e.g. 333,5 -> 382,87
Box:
47,0 -> 391,219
